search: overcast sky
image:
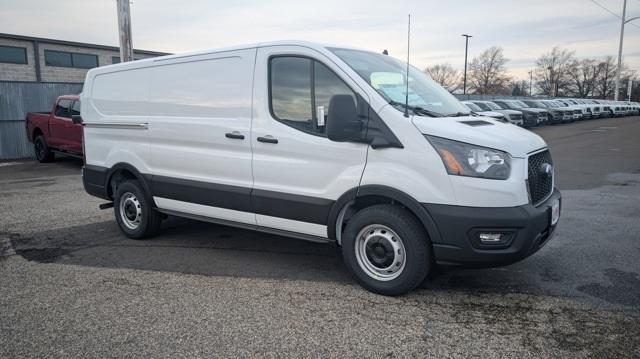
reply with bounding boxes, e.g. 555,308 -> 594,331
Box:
1,0 -> 639,79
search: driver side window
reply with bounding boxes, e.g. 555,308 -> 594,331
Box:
270,56 -> 356,136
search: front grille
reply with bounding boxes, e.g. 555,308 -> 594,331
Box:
527,150 -> 554,205
511,114 -> 522,121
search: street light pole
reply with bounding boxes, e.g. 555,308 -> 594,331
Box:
461,34 -> 472,95
528,70 -> 533,96
547,66 -> 554,97
615,0 -> 627,101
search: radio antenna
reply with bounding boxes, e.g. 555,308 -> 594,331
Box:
404,14 -> 411,118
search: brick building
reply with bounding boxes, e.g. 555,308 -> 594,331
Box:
0,33 -> 168,83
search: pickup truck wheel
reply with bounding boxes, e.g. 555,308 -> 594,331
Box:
34,135 -> 54,163
342,204 -> 431,296
114,180 -> 162,239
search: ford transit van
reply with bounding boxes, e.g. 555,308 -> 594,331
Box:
81,41 -> 561,295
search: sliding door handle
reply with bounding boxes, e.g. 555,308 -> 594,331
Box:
225,131 -> 245,140
257,135 -> 278,144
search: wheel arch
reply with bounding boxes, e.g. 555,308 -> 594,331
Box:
32,127 -> 44,140
327,185 -> 443,246
105,163 -> 154,205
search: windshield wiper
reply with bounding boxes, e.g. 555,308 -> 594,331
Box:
388,101 -> 443,117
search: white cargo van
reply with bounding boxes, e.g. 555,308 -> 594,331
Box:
81,41 -> 561,295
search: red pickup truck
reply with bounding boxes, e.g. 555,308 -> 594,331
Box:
26,95 -> 83,162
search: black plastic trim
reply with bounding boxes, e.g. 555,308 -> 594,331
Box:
152,175 -> 253,213
326,185 -> 441,244
82,164 -> 109,200
151,175 -> 333,225
252,189 -> 334,225
424,188 -> 561,267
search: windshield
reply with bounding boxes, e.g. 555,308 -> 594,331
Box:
329,48 -> 469,117
544,101 -> 559,108
474,102 -> 491,111
463,102 -> 483,111
515,100 -> 530,108
484,102 -> 502,111
525,100 -> 545,108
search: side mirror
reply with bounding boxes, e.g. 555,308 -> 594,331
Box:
71,115 -> 83,124
326,95 -> 363,142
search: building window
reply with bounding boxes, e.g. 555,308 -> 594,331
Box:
0,45 -> 28,64
44,50 -> 98,69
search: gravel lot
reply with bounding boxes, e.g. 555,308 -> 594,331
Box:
1,117 -> 640,358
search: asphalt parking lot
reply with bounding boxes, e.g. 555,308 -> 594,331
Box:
1,116 -> 640,358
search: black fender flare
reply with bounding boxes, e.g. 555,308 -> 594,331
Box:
326,185 -> 443,245
105,163 -> 155,205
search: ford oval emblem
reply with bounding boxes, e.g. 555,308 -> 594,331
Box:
540,163 -> 553,177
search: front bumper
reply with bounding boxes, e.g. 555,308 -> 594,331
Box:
424,188 -> 561,267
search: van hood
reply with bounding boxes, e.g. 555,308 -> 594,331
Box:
499,109 -> 522,115
478,111 -> 504,118
412,115 -> 546,158
523,108 -> 548,114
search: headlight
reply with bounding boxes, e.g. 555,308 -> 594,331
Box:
426,136 -> 511,180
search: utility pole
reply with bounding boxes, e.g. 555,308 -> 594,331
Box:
614,0 -> 640,100
117,0 -> 134,62
528,70 -> 533,96
461,34 -> 472,95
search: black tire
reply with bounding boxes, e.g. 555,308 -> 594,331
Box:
342,204 -> 432,296
34,135 -> 54,163
113,180 -> 162,239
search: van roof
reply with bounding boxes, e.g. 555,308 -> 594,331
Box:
90,40 -> 371,73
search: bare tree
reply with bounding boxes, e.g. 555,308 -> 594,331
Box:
467,46 -> 511,94
591,56 -> 635,100
425,63 -> 461,93
566,58 -> 598,98
509,80 -> 529,96
534,47 -> 575,96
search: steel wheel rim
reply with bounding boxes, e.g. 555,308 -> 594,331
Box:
119,192 -> 142,230
355,225 -> 406,281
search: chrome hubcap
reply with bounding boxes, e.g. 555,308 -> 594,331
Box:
119,192 -> 142,230
355,225 -> 406,281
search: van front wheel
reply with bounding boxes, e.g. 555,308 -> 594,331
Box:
114,180 -> 161,239
342,204 -> 431,296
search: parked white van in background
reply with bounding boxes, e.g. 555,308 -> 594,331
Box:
81,41 -> 561,295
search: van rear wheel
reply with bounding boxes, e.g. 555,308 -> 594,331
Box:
34,135 -> 54,163
114,180 -> 162,239
342,204 -> 431,296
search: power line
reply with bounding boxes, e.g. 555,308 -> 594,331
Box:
590,0 -> 640,29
